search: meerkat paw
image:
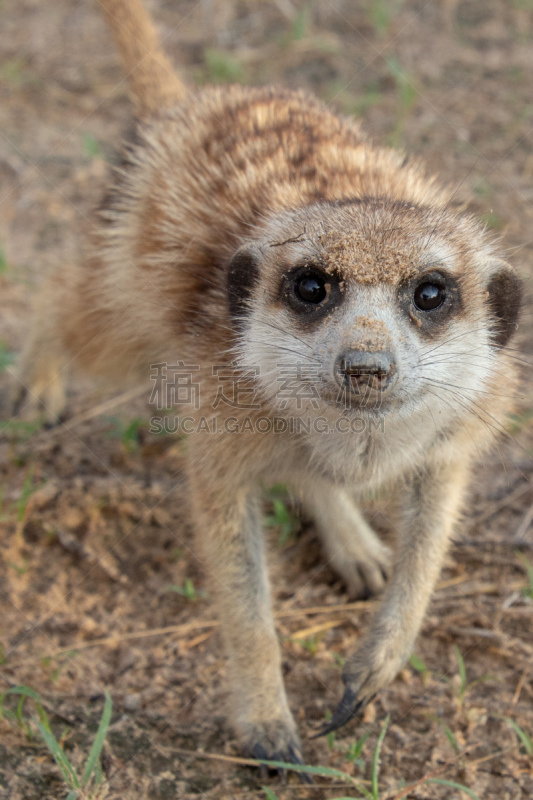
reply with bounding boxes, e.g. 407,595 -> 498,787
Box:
316,636 -> 408,736
328,536 -> 393,600
242,718 -> 313,783
235,697 -> 310,780
9,353 -> 67,425
303,484 -> 393,599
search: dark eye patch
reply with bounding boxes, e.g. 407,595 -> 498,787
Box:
227,248 -> 260,321
486,265 -> 521,347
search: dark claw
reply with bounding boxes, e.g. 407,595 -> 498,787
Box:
312,686 -> 364,738
271,752 -> 285,782
251,741 -> 314,784
252,743 -> 270,780
287,744 -> 314,784
42,412 -> 67,430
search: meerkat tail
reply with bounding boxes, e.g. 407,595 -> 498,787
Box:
99,0 -> 186,114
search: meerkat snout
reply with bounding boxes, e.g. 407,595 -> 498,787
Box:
336,349 -> 397,401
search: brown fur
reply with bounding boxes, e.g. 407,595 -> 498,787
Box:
15,0 -> 521,767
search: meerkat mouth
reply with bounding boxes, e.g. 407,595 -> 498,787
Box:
335,348 -> 398,408
346,367 -> 394,391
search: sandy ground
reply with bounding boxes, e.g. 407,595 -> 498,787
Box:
1,1 -> 533,798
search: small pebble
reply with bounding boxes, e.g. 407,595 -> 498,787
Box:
123,693 -> 141,712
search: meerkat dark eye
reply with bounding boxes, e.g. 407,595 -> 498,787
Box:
294,270 -> 328,304
282,264 -> 341,318
399,270 -> 459,334
413,281 -> 446,311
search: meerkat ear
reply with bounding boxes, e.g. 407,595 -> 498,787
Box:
486,260 -> 522,347
226,247 -> 260,320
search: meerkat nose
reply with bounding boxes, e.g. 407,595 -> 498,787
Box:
336,350 -> 397,395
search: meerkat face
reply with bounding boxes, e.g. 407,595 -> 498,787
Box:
228,199 -> 520,433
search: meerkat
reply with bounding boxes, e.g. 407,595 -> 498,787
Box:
15,0 -> 521,771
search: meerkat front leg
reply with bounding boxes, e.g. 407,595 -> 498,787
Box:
320,455 -> 470,734
189,461 -> 304,766
303,483 -> 392,599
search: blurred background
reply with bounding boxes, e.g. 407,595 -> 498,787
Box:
1,2 -> 533,798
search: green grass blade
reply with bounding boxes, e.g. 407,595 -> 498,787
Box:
254,759 -> 357,782
425,713 -> 459,753
454,646 -> 467,692
291,4 -> 310,40
440,723 -> 458,752
501,716 -> 533,755
92,759 -> 104,786
66,793 -> 78,800
409,654 -> 427,674
15,694 -> 27,722
37,721 -> 80,789
428,778 -> 480,799
350,729 -> 371,760
371,714 -> 390,799
5,685 -> 51,732
17,467 -> 35,521
81,692 -> 112,788
259,788 -> 372,800
5,685 -> 43,702
35,702 -> 51,731
0,341 -> 14,371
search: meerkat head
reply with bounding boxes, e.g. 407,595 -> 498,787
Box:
227,199 -> 521,431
